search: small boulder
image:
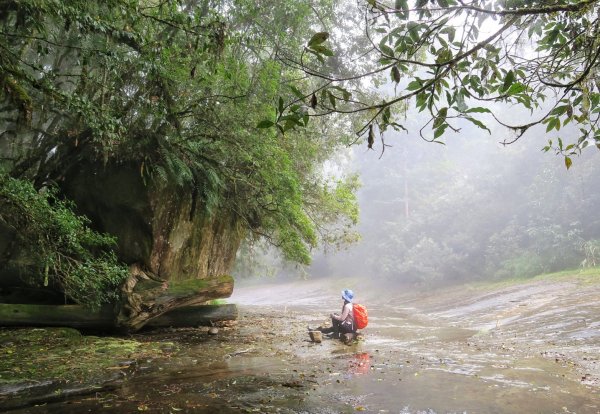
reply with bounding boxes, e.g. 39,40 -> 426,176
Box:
309,330 -> 322,343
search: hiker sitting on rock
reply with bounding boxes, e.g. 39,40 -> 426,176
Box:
315,289 -> 356,339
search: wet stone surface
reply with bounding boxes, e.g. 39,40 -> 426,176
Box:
2,274 -> 600,413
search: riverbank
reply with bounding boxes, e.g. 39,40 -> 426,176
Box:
2,269 -> 600,413
0,327 -> 175,410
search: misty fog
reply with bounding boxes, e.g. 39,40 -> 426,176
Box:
238,102 -> 600,288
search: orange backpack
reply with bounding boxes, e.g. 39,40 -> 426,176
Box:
353,303 -> 368,329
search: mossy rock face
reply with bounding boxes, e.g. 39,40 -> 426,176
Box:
60,164 -> 153,264
60,163 -> 244,282
0,164 -> 242,330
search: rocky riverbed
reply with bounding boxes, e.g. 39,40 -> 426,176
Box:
2,270 -> 600,413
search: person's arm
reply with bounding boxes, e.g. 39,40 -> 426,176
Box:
331,303 -> 350,321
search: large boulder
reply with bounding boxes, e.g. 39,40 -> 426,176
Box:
58,163 -> 243,330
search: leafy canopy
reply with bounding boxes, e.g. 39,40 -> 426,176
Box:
0,0 -> 359,302
269,0 -> 600,168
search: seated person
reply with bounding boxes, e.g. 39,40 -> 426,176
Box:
314,289 -> 356,339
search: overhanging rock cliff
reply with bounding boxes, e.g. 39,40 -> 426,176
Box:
54,163 -> 242,331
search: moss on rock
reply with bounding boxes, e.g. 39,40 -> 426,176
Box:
0,327 -> 172,386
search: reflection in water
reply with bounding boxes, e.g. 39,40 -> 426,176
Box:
346,352 -> 371,377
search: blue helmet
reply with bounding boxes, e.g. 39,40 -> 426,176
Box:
341,289 -> 354,303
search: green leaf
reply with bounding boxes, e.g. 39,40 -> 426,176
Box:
283,120 -> 296,132
506,82 -> 525,96
545,117 -> 560,132
455,92 -> 468,112
395,0 -> 409,18
327,91 -> 336,109
407,79 -> 423,91
416,92 -> 427,111
501,70 -> 515,92
465,116 -> 491,133
434,123 -> 448,139
256,120 -> 274,128
435,48 -> 452,64
310,44 -> 334,56
303,113 -> 310,126
433,107 -> 448,129
550,105 -> 569,116
565,156 -> 572,170
279,114 -> 302,124
307,48 -> 325,63
289,85 -> 305,100
391,66 -> 401,84
308,32 -> 329,47
382,106 -> 391,123
380,44 -> 394,57
446,91 -> 453,106
442,26 -> 456,43
465,107 -> 491,114
331,86 -> 352,101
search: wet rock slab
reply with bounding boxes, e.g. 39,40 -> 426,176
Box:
0,327 -> 169,411
4,273 -> 600,413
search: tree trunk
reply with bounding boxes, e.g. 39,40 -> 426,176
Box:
144,304 -> 237,329
116,264 -> 234,331
0,304 -> 115,329
0,303 -> 237,330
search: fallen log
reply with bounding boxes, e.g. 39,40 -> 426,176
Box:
0,303 -> 237,330
0,303 -> 114,329
145,304 -> 238,329
116,266 -> 234,331
0,271 -> 235,331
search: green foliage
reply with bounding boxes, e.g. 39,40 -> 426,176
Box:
580,240 -> 600,268
270,0 -> 600,165
0,175 -> 128,309
330,129 -> 600,285
386,237 -> 464,285
0,0 -> 359,279
493,253 -> 545,280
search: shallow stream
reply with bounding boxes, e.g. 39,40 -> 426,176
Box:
4,278 -> 600,413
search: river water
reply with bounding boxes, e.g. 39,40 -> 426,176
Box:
5,277 -> 600,413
